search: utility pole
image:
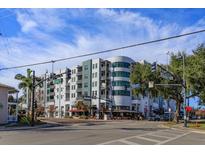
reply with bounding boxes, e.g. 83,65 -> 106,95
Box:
31,70 -> 35,126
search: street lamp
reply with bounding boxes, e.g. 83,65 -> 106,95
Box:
182,54 -> 187,127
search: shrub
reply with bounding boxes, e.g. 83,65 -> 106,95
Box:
19,116 -> 31,126
79,115 -> 88,119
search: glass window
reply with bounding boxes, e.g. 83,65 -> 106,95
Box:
112,62 -> 130,68
95,81 -> 97,87
112,90 -> 130,96
84,83 -> 88,88
84,74 -> 88,79
112,81 -> 130,87
95,72 -> 97,78
112,71 -> 130,77
84,65 -> 88,70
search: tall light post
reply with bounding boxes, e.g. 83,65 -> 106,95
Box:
31,70 -> 35,126
182,54 -> 187,127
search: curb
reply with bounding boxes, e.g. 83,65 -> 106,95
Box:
0,123 -> 59,131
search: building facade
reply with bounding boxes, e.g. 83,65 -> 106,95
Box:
34,56 -> 176,119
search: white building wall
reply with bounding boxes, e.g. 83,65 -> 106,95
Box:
91,58 -> 101,106
91,59 -> 101,119
0,87 -> 8,124
107,56 -> 134,108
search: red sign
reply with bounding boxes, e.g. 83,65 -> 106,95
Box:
185,106 -> 192,112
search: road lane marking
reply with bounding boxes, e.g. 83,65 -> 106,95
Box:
147,134 -> 171,139
135,136 -> 159,143
156,132 -> 191,145
119,139 -> 139,145
99,129 -> 168,145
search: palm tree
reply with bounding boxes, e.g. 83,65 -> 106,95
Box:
15,68 -> 33,115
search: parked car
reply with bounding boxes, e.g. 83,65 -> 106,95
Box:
163,112 -> 174,121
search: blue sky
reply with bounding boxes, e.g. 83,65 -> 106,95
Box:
0,8 -> 205,107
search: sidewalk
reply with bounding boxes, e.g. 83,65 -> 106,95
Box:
0,122 -> 59,131
161,122 -> 205,134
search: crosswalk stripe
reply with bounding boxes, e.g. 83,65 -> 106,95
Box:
119,140 -> 139,145
156,132 -> 191,145
147,134 -> 171,139
135,136 -> 160,143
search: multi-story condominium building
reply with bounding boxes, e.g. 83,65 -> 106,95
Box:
34,56 -> 176,119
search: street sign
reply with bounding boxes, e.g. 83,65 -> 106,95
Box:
160,71 -> 173,80
148,81 -> 154,88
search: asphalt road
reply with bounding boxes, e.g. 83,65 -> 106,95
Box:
0,120 -> 205,145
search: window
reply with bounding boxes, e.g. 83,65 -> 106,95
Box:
92,73 -> 94,78
112,90 -> 130,96
57,88 -> 59,92
92,64 -> 95,69
112,71 -> 130,77
95,72 -> 97,78
92,82 -> 94,87
112,62 -> 130,68
95,63 -> 98,68
95,81 -> 97,87
84,74 -> 88,79
112,81 -> 130,87
84,83 -> 88,88
84,65 -> 88,70
95,91 -> 97,96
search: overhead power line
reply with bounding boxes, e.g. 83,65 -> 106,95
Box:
1,29 -> 205,71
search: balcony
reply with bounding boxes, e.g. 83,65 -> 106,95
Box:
76,71 -> 82,76
77,88 -> 82,92
77,79 -> 82,83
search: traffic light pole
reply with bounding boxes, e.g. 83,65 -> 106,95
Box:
31,70 -> 35,127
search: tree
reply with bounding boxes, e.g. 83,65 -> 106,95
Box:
185,44 -> 205,104
131,58 -> 185,123
15,68 -> 33,114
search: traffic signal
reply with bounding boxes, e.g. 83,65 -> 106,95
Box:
151,62 -> 157,72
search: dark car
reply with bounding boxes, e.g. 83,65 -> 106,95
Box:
163,112 -> 174,121
148,115 -> 160,121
